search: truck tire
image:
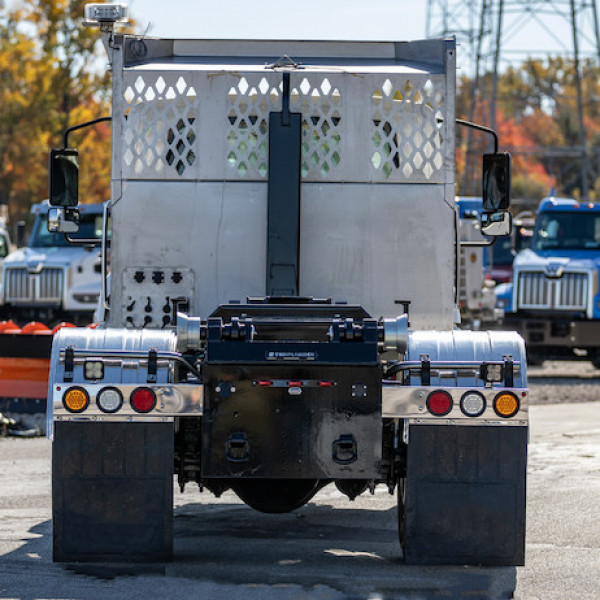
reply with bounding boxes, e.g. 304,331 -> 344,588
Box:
231,479 -> 322,513
52,421 -> 174,562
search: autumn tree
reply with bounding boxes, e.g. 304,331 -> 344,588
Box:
0,1 -> 131,227
456,56 -> 600,204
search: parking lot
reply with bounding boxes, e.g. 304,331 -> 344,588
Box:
0,370 -> 598,600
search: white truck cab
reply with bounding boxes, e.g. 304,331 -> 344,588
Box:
1,201 -> 103,325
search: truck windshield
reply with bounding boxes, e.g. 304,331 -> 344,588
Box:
29,212 -> 103,248
532,211 -> 600,250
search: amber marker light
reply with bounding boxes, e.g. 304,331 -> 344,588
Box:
63,387 -> 90,413
494,391 -> 519,418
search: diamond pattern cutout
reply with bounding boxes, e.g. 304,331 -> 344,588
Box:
226,76 -> 280,178
290,77 -> 342,179
370,78 -> 444,180
122,74 -> 197,177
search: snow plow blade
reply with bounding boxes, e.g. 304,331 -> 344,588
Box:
0,321 -> 70,434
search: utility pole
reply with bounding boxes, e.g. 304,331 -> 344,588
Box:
426,0 -> 600,197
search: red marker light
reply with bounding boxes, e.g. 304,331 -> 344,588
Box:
258,380 -> 272,387
288,380 -> 302,387
319,380 -> 333,387
427,390 -> 453,416
130,387 -> 156,413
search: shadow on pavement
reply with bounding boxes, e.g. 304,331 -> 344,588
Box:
0,500 -> 516,600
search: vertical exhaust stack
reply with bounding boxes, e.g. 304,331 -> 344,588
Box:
266,71 -> 302,297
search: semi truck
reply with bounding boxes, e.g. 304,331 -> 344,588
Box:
45,4 -> 528,566
502,196 -> 600,365
0,201 -> 103,326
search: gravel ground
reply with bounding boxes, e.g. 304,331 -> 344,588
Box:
527,360 -> 600,405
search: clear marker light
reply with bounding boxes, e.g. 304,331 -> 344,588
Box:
97,387 -> 123,413
460,391 -> 486,417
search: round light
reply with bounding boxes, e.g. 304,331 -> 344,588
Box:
426,390 -> 453,416
96,387 -> 123,413
494,392 -> 519,418
130,387 -> 156,413
63,387 -> 89,413
460,391 -> 486,417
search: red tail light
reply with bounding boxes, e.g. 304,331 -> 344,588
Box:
130,387 -> 156,413
427,390 -> 453,416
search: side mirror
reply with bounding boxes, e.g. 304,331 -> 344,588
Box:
482,152 -> 510,211
47,207 -> 80,234
49,148 -> 79,207
481,211 -> 512,237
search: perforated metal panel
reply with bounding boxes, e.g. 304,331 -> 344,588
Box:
108,38 -> 458,329
118,69 -> 450,184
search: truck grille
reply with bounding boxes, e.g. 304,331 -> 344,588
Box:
5,267 -> 63,304
517,271 -> 589,311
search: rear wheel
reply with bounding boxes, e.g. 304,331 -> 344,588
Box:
231,479 -> 321,513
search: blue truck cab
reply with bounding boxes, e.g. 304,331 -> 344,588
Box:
503,196 -> 600,365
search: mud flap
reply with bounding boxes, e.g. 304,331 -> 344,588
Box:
403,424 -> 527,566
52,421 -> 174,562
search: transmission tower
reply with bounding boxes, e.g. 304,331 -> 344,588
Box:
427,0 -> 600,198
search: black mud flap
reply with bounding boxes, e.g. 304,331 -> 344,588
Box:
52,421 -> 174,562
403,425 -> 527,566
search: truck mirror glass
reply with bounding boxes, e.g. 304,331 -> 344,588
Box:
481,210 -> 512,237
47,207 -> 80,234
482,153 -> 510,211
49,148 -> 79,207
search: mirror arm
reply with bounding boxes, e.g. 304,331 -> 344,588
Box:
460,237 -> 498,248
63,233 -> 101,246
456,118 -> 498,153
63,116 -> 112,148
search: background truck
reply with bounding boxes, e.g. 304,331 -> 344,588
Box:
502,196 -> 600,365
490,210 -> 535,284
0,201 -> 103,326
46,4 -> 528,566
455,196 -> 498,328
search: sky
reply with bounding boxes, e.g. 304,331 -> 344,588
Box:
130,0 -> 600,75
132,1 -> 427,43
